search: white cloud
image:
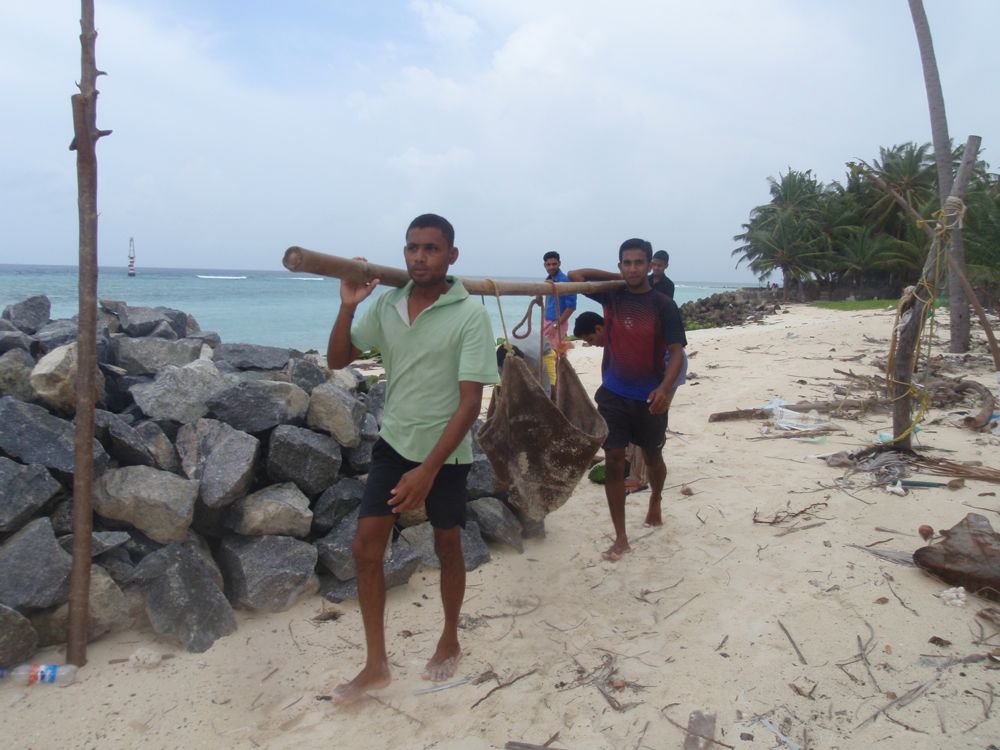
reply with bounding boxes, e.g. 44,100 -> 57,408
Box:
411,0 -> 480,47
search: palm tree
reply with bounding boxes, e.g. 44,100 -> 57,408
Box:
908,0 -> 968,349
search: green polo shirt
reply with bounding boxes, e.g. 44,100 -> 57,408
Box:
351,277 -> 498,465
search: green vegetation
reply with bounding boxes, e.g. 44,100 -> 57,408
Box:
811,299 -> 897,311
732,142 -> 1000,299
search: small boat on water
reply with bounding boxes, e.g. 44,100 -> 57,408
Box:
196,275 -> 248,280
127,237 -> 136,277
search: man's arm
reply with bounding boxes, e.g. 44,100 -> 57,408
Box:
647,342 -> 684,414
567,268 -> 622,283
326,260 -> 379,369
326,305 -> 362,369
387,380 -> 484,513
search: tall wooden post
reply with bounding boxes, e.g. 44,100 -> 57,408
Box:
889,135 -> 980,450
67,0 -> 111,666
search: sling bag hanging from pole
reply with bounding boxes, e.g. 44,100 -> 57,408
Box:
478,286 -> 607,521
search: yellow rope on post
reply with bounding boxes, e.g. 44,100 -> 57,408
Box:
882,196 -> 966,445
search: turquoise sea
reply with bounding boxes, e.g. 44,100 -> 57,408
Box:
0,265 -> 747,352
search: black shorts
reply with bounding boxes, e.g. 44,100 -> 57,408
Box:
359,439 -> 471,529
595,386 -> 669,451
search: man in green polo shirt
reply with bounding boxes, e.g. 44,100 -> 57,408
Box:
326,213 -> 498,705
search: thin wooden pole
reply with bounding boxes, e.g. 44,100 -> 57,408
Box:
282,246 -> 626,296
67,0 -> 111,667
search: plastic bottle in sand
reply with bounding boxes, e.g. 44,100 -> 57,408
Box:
0,664 -> 78,686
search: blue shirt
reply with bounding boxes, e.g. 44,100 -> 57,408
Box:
544,270 -> 577,322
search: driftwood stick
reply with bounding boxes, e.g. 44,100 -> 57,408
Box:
283,246 -> 626,296
748,428 -> 839,441
777,619 -> 808,665
709,399 -> 886,422
471,668 -> 538,709
660,708 -> 735,749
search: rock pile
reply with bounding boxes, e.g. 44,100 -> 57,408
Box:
679,289 -> 782,329
0,295 -> 524,664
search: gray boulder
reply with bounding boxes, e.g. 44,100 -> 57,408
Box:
0,457 -> 62,535
186,331 -> 221,349
342,436 -> 376,475
57,530 -> 131,557
112,336 -> 202,376
30,342 -> 106,415
206,380 -> 309,433
0,330 -> 34,355
266,424 -> 342,497
0,348 -> 35,401
365,380 -> 387,425
130,358 -> 228,423
0,396 -> 109,478
94,546 -> 135,585
322,544 -> 422,603
307,382 -> 365,447
146,320 -> 179,340
287,358 -> 328,393
218,534 -> 319,612
224,483 -> 313,537
0,518 -> 72,612
467,497 -> 524,553
91,411 -> 158,467
312,477 -> 365,535
315,508 -> 361,581
33,320 -> 79,354
132,542 -> 237,653
397,521 -> 491,572
30,565 -> 130,647
467,453 -> 501,500
2,295 -> 50,335
176,418 -> 260,509
116,305 -> 187,338
133,420 -> 181,473
0,604 -> 37,668
214,343 -> 292,371
93,466 -> 198,544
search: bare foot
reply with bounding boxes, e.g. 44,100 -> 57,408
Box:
644,501 -> 662,527
601,541 -> 631,561
422,642 -> 462,681
331,664 -> 391,705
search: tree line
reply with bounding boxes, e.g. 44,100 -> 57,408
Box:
732,142 -> 1000,300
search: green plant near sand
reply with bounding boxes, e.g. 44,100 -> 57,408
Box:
812,297 -> 943,311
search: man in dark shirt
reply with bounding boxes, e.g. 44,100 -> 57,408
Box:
568,239 -> 687,561
649,250 -> 675,299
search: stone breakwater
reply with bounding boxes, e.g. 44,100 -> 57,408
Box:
678,288 -> 783,328
0,294 -> 528,664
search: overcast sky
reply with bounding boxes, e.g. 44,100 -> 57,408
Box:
1,1 -> 997,282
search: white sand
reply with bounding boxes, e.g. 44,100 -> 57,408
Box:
6,305 -> 1000,750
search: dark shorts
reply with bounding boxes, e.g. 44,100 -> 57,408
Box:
359,439 -> 471,529
595,386 -> 669,451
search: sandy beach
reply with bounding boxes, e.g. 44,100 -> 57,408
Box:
5,304 -> 1000,750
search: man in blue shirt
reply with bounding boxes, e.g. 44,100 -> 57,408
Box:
541,251 -> 576,349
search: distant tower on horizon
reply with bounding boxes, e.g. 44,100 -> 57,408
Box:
128,237 -> 136,277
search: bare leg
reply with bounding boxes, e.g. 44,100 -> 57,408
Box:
602,447 -> 630,560
332,515 -> 395,705
642,446 -> 666,527
644,395 -> 675,527
423,526 -> 465,680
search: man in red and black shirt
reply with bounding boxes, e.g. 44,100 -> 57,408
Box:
569,239 -> 687,560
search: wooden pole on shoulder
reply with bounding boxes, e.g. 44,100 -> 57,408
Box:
283,246 -> 627,296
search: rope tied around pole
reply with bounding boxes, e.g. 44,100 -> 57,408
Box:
882,196 -> 966,445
